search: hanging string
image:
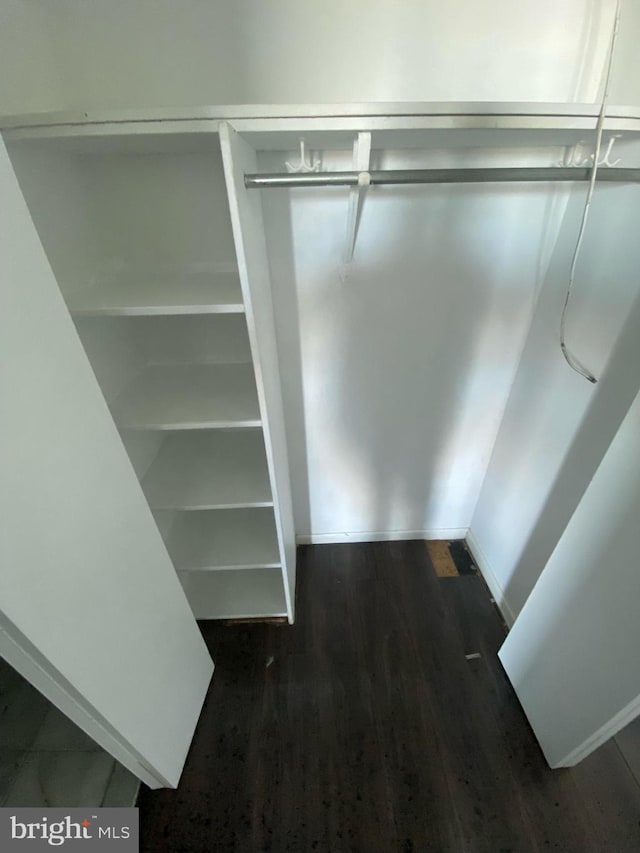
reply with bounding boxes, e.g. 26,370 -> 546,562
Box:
560,0 -> 622,384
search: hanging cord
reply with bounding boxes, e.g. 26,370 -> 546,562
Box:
560,0 -> 622,384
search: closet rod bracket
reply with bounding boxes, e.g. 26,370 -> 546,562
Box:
341,132 -> 372,278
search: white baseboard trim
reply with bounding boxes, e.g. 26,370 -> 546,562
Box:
553,692 -> 640,768
295,528 -> 468,546
466,529 -> 516,628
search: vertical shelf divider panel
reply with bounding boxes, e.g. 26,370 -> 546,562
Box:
219,122 -> 297,623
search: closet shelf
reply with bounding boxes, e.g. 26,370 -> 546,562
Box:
142,431 -> 273,510
66,272 -> 244,316
112,363 -> 261,430
177,568 -> 288,621
162,509 -> 280,571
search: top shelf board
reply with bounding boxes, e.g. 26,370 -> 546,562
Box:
5,104 -> 640,154
66,272 -> 244,317
4,102 -> 640,130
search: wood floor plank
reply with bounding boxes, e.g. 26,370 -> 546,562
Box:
138,541 -> 640,852
426,540 -> 459,577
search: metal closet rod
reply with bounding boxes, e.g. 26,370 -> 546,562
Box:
245,166 -> 640,189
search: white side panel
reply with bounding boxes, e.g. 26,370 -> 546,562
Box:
0,137 -> 213,789
500,325 -> 640,767
220,123 -> 296,622
470,184 -> 640,619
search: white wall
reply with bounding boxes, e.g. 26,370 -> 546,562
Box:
263,145 -> 572,541
499,380 -> 640,766
469,180 -> 640,622
1,0 -> 636,115
0,1 -> 64,115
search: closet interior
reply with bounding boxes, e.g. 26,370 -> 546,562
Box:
3,101 -> 640,792
5,110 -> 640,629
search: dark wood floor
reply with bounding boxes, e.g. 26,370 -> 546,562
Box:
139,542 -> 640,852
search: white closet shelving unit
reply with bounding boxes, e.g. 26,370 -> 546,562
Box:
4,128 -> 295,623
4,103 -> 640,630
